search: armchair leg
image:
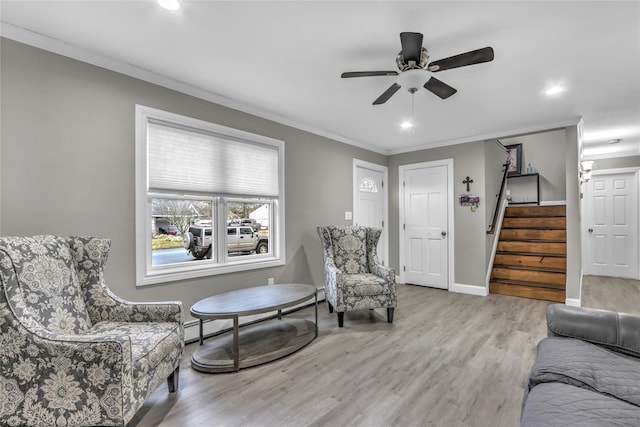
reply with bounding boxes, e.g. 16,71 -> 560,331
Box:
338,312 -> 344,328
387,308 -> 395,323
167,366 -> 180,393
327,301 -> 334,313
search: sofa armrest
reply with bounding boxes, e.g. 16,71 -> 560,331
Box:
546,304 -> 640,357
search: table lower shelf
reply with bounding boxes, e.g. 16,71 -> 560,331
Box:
191,318 -> 316,373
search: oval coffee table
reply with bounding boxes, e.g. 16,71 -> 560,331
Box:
190,283 -> 318,373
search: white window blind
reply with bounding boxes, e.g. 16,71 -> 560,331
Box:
148,121 -> 279,197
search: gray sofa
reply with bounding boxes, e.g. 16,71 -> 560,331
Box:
522,304 -> 640,426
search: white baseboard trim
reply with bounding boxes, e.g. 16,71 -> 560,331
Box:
565,297 -> 581,307
397,279 -> 486,296
450,283 -> 488,296
184,289 -> 325,343
540,200 -> 567,206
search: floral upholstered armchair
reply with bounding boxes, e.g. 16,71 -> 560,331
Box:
317,226 -> 396,327
0,235 -> 184,426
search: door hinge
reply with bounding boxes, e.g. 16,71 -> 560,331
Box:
382,180 -> 384,188
403,224 -> 405,230
403,266 -> 406,272
382,220 -> 384,228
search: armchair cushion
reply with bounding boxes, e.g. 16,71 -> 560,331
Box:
342,273 -> 392,296
88,321 -> 182,375
0,235 -> 93,335
328,227 -> 369,274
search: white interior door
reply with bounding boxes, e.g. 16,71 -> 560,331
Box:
353,160 -> 388,266
585,170 -> 639,279
401,163 -> 449,289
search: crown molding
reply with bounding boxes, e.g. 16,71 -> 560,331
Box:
0,22 -> 389,155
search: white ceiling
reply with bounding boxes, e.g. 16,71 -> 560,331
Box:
1,1 -> 639,158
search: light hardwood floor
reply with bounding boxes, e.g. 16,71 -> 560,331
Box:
131,275 -> 640,427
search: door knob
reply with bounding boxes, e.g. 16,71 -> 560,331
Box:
588,228 -> 593,233
441,231 -> 447,237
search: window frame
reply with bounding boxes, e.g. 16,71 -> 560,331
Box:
135,105 -> 285,286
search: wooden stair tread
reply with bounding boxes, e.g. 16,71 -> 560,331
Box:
505,205 -> 566,218
498,239 -> 566,243
492,264 -> 566,273
490,279 -> 565,290
496,251 -> 566,258
493,253 -> 566,270
489,282 -> 565,303
502,220 -> 566,229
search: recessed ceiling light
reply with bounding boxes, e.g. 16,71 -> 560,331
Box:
400,120 -> 413,130
544,85 -> 565,96
158,0 -> 180,10
607,139 -> 622,144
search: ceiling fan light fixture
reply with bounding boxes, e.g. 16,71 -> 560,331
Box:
397,69 -> 431,91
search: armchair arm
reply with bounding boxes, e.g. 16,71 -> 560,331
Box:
371,264 -> 395,282
1,317 -> 135,425
87,282 -> 183,324
546,304 -> 640,357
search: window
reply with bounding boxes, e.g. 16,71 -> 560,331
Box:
135,105 -> 285,286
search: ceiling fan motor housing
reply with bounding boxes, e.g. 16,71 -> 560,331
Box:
396,47 -> 430,71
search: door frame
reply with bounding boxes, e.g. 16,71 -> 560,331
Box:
353,158 -> 389,266
582,166 -> 640,279
398,158 -> 455,288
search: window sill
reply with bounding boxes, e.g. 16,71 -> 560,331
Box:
137,256 -> 285,287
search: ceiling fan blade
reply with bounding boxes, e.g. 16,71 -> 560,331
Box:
424,77 -> 457,99
427,47 -> 494,72
341,71 -> 398,78
400,32 -> 423,64
373,83 -> 402,105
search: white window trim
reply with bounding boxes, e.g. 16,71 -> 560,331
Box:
135,105 -> 285,286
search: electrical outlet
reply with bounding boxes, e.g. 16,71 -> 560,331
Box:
268,277 -> 274,285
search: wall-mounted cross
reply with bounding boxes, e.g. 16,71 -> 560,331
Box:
462,176 -> 474,192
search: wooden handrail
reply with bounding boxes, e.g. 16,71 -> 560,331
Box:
487,162 -> 510,234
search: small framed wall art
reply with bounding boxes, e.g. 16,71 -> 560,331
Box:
505,143 -> 522,176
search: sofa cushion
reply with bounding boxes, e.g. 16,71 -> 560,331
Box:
522,382 -> 640,426
527,337 -> 640,407
88,321 -> 182,375
0,235 -> 92,334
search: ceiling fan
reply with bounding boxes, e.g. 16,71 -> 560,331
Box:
341,32 -> 494,105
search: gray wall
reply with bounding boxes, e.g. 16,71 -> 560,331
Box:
564,126 -> 581,301
388,141 -> 502,287
0,39 -> 386,319
500,129 -> 567,202
592,155 -> 640,170
0,37 -> 589,308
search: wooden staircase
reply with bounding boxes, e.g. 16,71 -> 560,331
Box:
490,205 -> 566,302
